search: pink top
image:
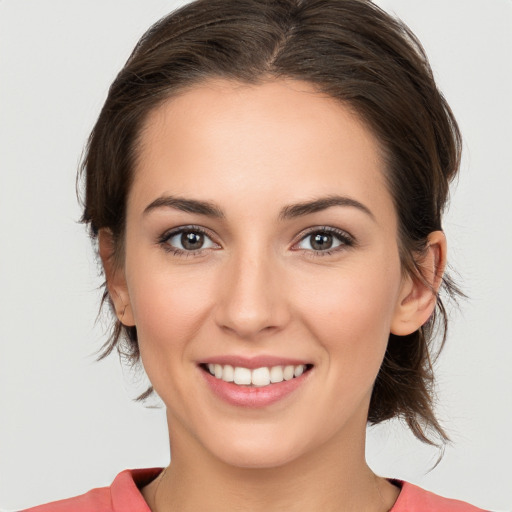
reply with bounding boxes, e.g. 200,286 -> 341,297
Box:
21,468 -> 487,511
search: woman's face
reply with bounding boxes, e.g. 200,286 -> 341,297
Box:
112,79 -> 413,468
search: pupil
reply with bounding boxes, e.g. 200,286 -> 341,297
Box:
311,233 -> 332,250
181,231 -> 204,250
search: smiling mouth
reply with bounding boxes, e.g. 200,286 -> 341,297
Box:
201,363 -> 313,387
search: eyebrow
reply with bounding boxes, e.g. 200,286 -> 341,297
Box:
144,196 -> 225,218
143,194 -> 374,221
278,195 -> 375,221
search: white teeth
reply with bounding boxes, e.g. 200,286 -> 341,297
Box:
206,363 -> 308,387
283,365 -> 295,381
252,367 -> 270,386
269,366 -> 284,383
222,364 -> 234,382
234,367 -> 252,385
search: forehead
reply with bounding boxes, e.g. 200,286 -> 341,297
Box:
131,79 -> 393,223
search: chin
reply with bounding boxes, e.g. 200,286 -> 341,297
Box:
202,426 -> 315,470
214,446 -> 301,470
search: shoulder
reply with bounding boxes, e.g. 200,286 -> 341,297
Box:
20,468 -> 162,512
391,480 -> 488,512
20,486 -> 114,512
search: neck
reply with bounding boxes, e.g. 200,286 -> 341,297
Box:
143,412 -> 399,512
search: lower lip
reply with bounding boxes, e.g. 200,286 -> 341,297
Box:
200,367 -> 311,408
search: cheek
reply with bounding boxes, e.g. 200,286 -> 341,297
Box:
125,255 -> 218,357
297,259 -> 402,370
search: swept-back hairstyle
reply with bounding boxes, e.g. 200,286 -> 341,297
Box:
80,0 -> 461,444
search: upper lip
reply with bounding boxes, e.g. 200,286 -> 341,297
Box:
199,355 -> 311,369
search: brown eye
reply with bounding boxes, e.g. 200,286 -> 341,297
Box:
163,227 -> 217,252
296,228 -> 353,253
181,231 -> 204,250
310,233 -> 334,251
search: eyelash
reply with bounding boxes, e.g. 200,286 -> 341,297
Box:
293,226 -> 355,257
157,225 -> 355,258
158,225 -> 218,257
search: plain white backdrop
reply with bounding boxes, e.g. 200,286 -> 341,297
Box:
1,1 -> 511,510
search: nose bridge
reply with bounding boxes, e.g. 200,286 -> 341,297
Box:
215,242 -> 286,339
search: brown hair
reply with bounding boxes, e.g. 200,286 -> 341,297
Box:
80,0 -> 462,444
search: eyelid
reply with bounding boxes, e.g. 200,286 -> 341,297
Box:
157,224 -> 354,256
291,226 -> 355,252
158,224 -> 221,254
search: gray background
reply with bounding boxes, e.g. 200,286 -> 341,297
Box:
1,1 -> 511,510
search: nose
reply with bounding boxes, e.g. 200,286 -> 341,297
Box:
214,249 -> 290,340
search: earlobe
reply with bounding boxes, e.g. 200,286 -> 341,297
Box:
98,229 -> 135,327
390,231 -> 447,336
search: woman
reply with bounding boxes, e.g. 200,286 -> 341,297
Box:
15,0 -> 494,510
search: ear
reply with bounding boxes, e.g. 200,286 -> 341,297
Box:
98,229 -> 135,327
390,231 -> 447,336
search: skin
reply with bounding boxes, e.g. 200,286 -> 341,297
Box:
100,79 -> 446,512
